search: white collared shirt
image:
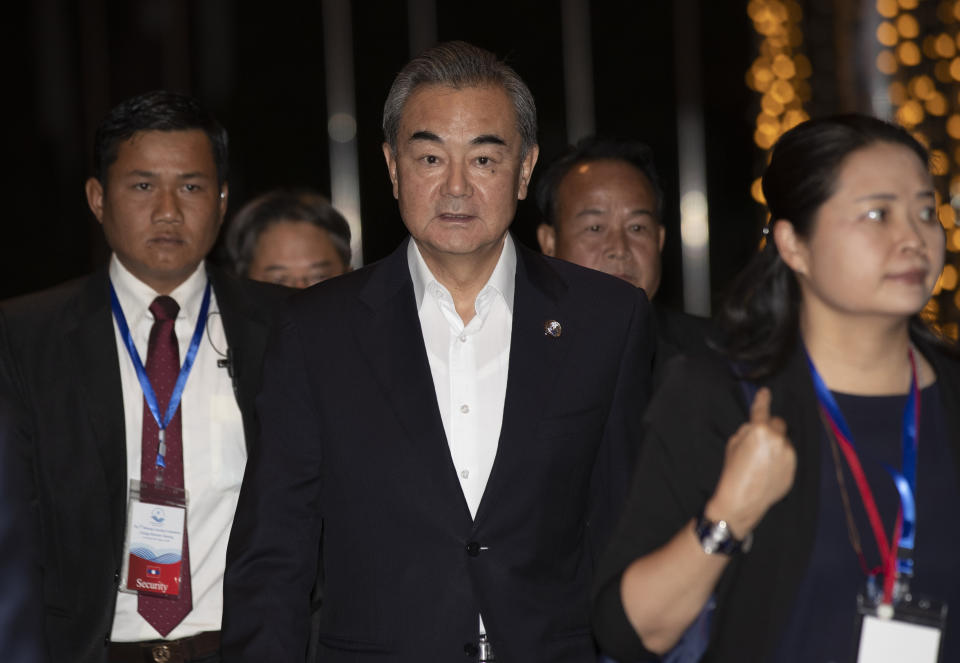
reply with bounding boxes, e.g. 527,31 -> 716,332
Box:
407,236 -> 516,520
108,255 -> 247,641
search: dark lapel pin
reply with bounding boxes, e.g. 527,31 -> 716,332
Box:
544,320 -> 562,338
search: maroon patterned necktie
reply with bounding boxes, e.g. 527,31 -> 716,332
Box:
137,296 -> 192,635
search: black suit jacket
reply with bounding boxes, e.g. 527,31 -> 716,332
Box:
651,302 -> 712,387
222,238 -> 655,662
0,393 -> 46,663
0,264 -> 285,663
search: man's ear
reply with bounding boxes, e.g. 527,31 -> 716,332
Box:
657,223 -> 666,252
517,144 -> 540,200
772,218 -> 809,276
536,223 -> 556,257
382,143 -> 399,199
85,177 -> 106,225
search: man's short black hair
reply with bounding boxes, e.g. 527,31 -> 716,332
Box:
92,90 -> 228,187
535,136 -> 663,226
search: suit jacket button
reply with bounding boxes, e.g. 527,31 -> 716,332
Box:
464,642 -> 479,656
465,541 -> 481,557
113,570 -> 121,584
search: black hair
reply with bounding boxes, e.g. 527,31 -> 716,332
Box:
715,113 -> 954,378
224,189 -> 352,277
534,136 -> 663,226
92,90 -> 228,187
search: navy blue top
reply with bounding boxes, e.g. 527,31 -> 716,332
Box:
774,383 -> 960,662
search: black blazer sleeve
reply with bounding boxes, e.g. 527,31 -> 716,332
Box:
591,355 -> 745,660
0,336 -> 47,663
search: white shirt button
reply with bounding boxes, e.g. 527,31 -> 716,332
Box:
461,469 -> 470,479
460,404 -> 470,414
459,334 -> 467,343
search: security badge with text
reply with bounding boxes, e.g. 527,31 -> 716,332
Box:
123,489 -> 187,598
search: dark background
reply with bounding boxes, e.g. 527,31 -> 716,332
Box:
7,1 -> 760,312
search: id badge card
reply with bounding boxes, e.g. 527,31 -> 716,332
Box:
854,592 -> 947,663
120,480 -> 189,598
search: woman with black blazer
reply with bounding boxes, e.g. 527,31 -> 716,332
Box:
593,114 -> 960,662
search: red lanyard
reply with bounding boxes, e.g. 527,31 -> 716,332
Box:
822,414 -> 904,604
807,350 -> 920,605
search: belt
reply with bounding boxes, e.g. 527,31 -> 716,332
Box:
108,631 -> 220,663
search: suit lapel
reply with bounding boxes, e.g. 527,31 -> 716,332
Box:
63,269 -> 128,557
354,241 -> 473,525
473,245 -> 569,529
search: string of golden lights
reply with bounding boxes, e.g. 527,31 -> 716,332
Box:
745,0 -> 811,207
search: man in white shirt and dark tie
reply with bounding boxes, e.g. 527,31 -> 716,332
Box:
0,90 -> 285,663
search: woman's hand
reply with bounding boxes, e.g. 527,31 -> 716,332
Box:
705,387 -> 796,539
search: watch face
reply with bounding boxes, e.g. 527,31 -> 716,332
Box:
702,537 -> 721,555
697,516 -> 737,555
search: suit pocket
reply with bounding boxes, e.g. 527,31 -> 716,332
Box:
548,625 -> 593,641
316,632 -> 394,653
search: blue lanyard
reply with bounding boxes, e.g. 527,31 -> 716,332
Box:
805,348 -> 919,576
110,281 -> 212,471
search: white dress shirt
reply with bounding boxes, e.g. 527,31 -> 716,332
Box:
408,236 -> 515,520
109,256 -> 247,641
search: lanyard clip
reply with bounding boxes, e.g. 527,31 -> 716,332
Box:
896,546 -> 915,579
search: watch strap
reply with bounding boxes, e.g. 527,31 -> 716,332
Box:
695,507 -> 753,555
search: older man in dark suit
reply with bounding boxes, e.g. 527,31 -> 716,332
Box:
0,91 -> 285,663
223,42 -> 654,663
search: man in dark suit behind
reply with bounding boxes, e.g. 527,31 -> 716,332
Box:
0,91 -> 284,663
223,42 -> 654,662
535,136 -> 713,382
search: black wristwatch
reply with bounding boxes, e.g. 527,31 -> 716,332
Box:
695,507 -> 753,555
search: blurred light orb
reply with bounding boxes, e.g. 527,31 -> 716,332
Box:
888,81 -> 908,105
896,14 -> 920,39
876,0 -> 899,18
877,21 -> 899,46
939,203 -> 956,229
926,93 -> 949,116
877,50 -> 899,74
897,41 -> 922,66
327,113 -> 357,143
930,149 -> 950,175
940,264 -> 958,291
897,99 -> 925,126
936,33 -> 957,58
772,53 -> 796,78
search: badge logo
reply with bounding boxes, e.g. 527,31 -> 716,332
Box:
150,508 -> 166,524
